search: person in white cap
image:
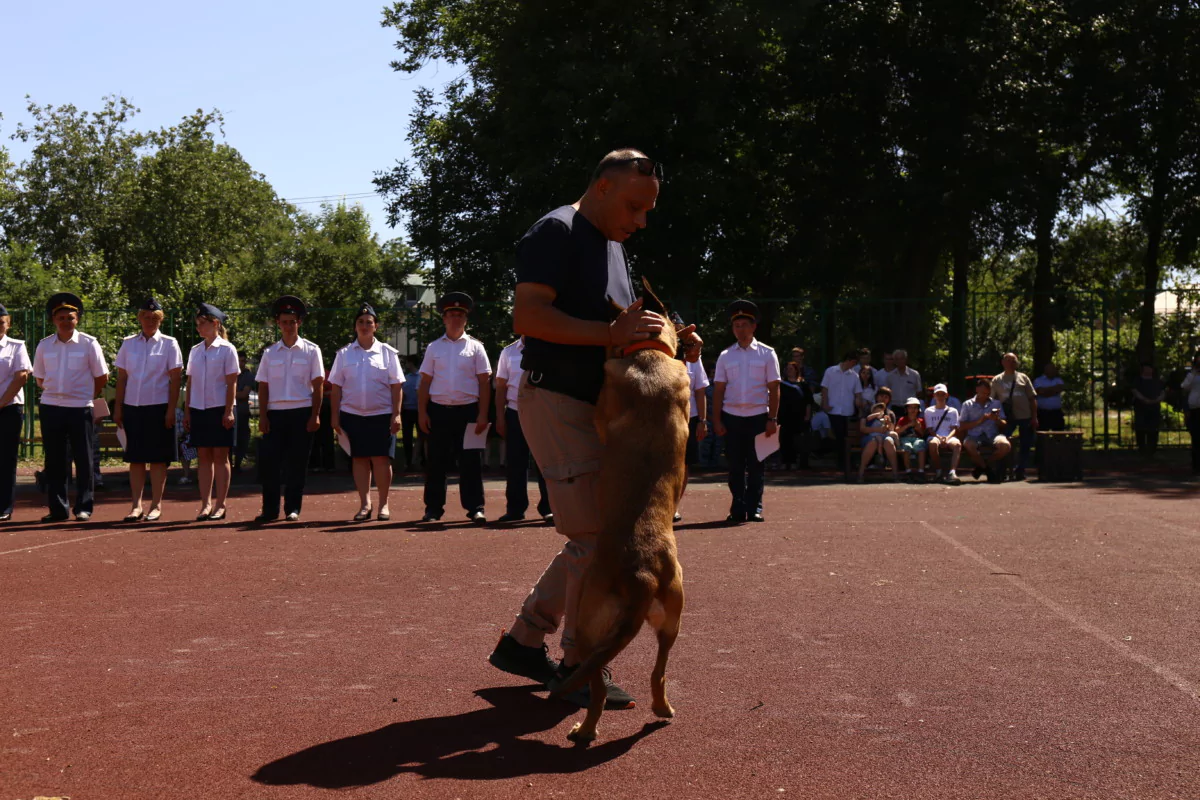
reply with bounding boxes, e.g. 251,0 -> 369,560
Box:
923,383 -> 962,484
894,397 -> 928,480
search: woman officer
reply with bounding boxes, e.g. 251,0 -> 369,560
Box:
113,299 -> 184,521
329,303 -> 404,521
183,304 -> 238,521
0,304 -> 33,521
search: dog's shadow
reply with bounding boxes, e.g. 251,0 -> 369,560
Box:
250,685 -> 668,788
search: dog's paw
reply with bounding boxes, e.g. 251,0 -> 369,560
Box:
567,722 -> 597,744
652,702 -> 675,719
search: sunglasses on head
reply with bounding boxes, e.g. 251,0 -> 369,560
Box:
614,157 -> 665,181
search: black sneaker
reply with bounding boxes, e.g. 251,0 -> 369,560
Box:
1012,469 -> 1026,482
550,663 -> 636,710
488,631 -> 558,684
496,512 -> 525,523
973,466 -> 985,481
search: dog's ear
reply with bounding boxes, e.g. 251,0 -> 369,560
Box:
640,277 -> 668,316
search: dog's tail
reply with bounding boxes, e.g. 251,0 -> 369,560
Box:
550,595 -> 651,700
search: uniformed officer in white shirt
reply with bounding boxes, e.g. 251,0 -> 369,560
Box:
329,302 -> 405,523
712,300 -> 780,523
418,292 -> 492,523
32,292 -> 109,522
494,336 -> 551,523
0,303 -> 33,521
113,298 -> 184,522
255,296 -> 325,522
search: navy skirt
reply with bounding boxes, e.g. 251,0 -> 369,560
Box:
341,411 -> 396,458
189,406 -> 235,449
123,403 -> 175,464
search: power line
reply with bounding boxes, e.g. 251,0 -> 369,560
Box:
282,191 -> 378,203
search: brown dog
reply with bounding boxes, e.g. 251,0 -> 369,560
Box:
549,281 -> 690,744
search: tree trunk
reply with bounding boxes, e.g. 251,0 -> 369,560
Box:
949,220 -> 969,392
1136,166 -> 1167,366
1031,175 -> 1058,374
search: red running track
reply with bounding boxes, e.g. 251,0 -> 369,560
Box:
1,473 -> 1198,799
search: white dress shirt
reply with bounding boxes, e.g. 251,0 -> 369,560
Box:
0,336 -> 34,406
821,364 -> 863,417
33,331 -> 108,408
186,337 -> 240,410
1183,370 -> 1200,410
256,338 -> 326,411
494,339 -> 525,411
114,330 -> 184,407
420,333 -> 492,406
329,339 -> 404,416
714,339 -> 780,417
687,359 -> 710,418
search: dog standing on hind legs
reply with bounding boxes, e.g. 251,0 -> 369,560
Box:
549,281 -> 690,744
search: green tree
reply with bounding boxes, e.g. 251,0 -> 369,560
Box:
1,96 -> 147,265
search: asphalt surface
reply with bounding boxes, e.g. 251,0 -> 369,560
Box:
2,470 -> 1198,799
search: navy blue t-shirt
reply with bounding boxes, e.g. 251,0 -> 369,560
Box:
515,205 -> 635,403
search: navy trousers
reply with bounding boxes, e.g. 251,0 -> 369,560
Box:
41,404 -> 95,517
259,407 -> 314,516
424,401 -> 484,517
503,407 -> 550,516
0,404 -> 22,516
723,411 -> 768,516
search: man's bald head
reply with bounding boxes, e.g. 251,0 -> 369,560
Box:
589,148 -> 660,185
579,148 -> 660,243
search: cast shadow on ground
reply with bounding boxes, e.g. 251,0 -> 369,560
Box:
1041,473 -> 1200,500
250,685 -> 667,788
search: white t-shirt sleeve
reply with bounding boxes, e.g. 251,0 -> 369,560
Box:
114,340 -> 131,372
766,351 -> 781,383
495,350 -> 512,384
91,339 -> 109,378
309,345 -> 325,381
328,349 -> 346,387
475,344 -> 492,375
15,343 -> 32,373
388,348 -> 404,385
255,350 -> 270,383
714,354 -> 729,384
169,340 -> 184,370
419,348 -> 435,378
224,345 -> 240,378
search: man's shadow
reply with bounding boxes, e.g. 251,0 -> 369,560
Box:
251,685 -> 668,788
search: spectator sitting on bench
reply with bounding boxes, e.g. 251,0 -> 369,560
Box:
958,378 -> 1010,483
924,383 -> 962,484
855,401 -> 899,483
894,397 -> 927,481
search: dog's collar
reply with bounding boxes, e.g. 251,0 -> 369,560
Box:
622,339 -> 676,358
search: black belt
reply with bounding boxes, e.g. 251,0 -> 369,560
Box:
527,369 -> 600,405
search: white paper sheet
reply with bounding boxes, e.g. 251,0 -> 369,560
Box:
463,422 -> 491,450
338,430 -> 352,456
116,427 -> 127,451
755,428 -> 781,462
92,398 -> 110,421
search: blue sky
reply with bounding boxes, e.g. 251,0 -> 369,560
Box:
1,0 -> 444,240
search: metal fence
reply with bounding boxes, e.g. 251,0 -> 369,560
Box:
692,286 -> 1200,450
7,286 -> 1199,455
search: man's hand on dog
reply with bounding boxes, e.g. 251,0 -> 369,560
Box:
609,298 -> 666,346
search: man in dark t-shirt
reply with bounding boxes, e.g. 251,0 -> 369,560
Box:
488,149 -> 670,710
